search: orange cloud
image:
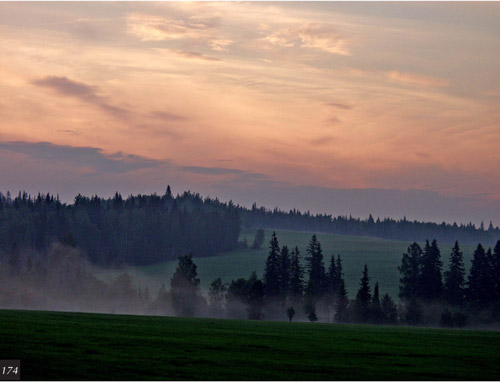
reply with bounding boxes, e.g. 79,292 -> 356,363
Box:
387,70 -> 450,88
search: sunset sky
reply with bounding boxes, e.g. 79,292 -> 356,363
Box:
1,2 -> 499,225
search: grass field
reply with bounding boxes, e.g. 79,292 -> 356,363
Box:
1,309 -> 499,380
94,229 -> 477,299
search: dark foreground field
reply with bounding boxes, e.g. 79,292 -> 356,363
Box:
1,310 -> 500,380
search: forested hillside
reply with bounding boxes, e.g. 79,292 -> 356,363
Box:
0,186 -> 498,267
0,187 -> 240,266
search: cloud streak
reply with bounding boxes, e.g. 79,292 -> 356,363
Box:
32,76 -> 129,119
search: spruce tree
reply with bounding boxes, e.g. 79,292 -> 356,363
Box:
399,242 -> 422,300
354,264 -> 372,322
289,246 -> 304,302
419,239 -> 443,300
443,241 -> 465,305
264,232 -> 281,298
252,228 -> 265,249
370,282 -> 383,323
280,245 -> 291,299
492,241 -> 500,302
305,235 -> 326,300
334,279 -> 349,322
380,294 -> 398,324
466,244 -> 491,309
327,254 -> 340,299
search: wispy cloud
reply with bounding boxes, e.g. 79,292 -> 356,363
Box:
0,141 -> 165,175
387,70 -> 450,88
263,23 -> 351,56
32,76 -> 129,118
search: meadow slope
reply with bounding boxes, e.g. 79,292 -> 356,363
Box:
1,309 -> 499,380
94,229 -> 477,299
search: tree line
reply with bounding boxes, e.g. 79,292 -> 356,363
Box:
240,205 -> 500,246
0,187 -> 240,266
0,186 -> 497,268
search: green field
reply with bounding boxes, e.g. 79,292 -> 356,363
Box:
94,229 -> 477,299
1,309 -> 499,380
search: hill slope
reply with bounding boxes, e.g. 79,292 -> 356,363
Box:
96,229 -> 477,299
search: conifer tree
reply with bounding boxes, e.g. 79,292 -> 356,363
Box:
419,239 -> 443,300
252,228 -> 265,249
492,241 -> 500,302
305,235 -> 326,300
354,264 -> 372,322
280,245 -> 291,299
264,232 -> 281,298
399,242 -> 422,300
370,282 -> 383,323
327,254 -> 340,299
380,294 -> 398,324
334,279 -> 349,322
289,246 -> 304,302
443,241 -> 466,305
466,244 -> 492,309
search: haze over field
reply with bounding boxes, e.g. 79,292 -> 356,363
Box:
0,2 -> 499,224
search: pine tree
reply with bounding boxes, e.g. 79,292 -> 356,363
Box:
443,241 -> 466,305
289,246 -> 304,302
264,232 -> 281,298
399,242 -> 422,300
334,279 -> 349,322
305,235 -> 326,300
419,239 -> 443,300
354,265 -> 372,322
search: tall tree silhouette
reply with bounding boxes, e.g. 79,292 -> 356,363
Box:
399,242 -> 422,300
170,254 -> 203,317
443,241 -> 465,305
419,239 -> 443,300
305,235 -> 326,300
289,246 -> 304,302
354,264 -> 372,322
264,232 -> 281,298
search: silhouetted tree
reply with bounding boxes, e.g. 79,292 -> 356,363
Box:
264,232 -> 281,298
305,235 -> 326,300
399,243 -> 422,300
279,245 -> 291,299
334,279 -> 349,323
380,294 -> 398,324
286,306 -> 296,322
354,264 -> 372,322
305,300 -> 318,322
370,282 -> 383,323
170,254 -> 203,317
419,239 -> 442,300
209,277 -> 227,314
289,246 -> 304,302
252,228 -> 265,249
466,244 -> 492,309
443,241 -> 466,305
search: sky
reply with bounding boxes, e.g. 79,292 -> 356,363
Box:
0,2 -> 499,225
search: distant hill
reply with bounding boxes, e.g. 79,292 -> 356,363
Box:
0,186 -> 498,266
